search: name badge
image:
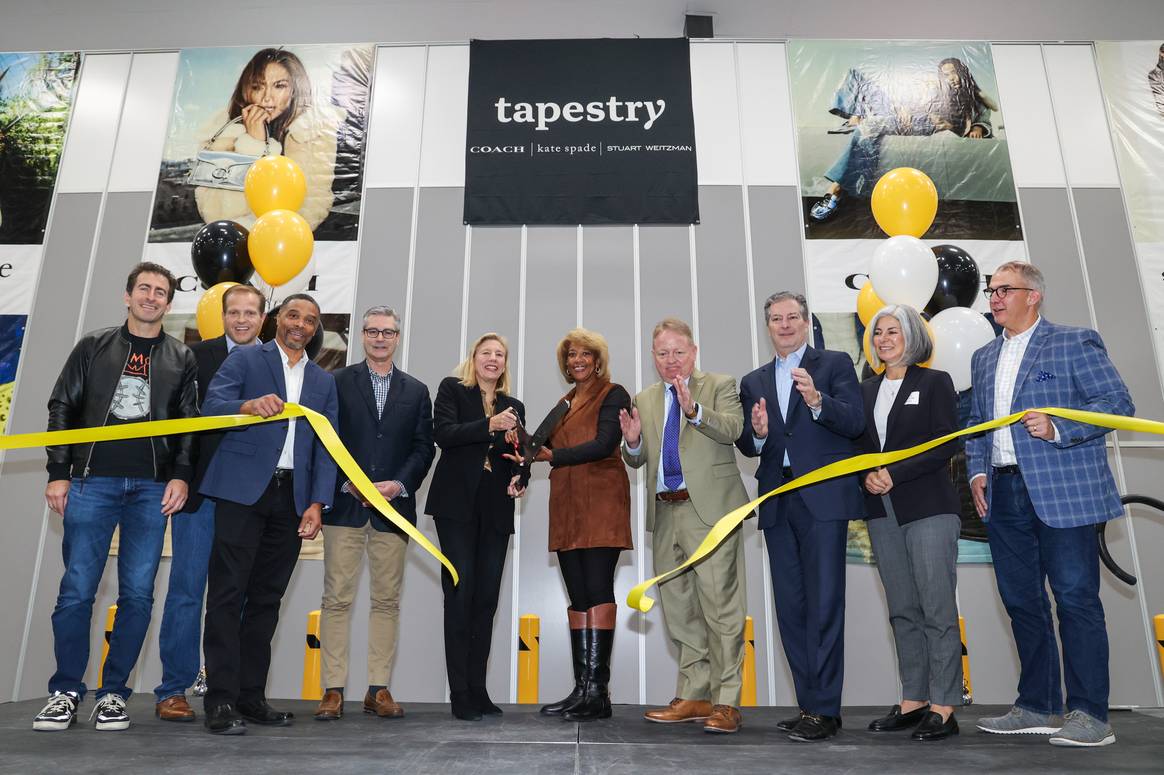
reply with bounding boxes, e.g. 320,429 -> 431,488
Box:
904,391 -> 920,406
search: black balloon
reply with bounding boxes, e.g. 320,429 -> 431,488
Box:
260,304 -> 325,361
925,244 -> 980,316
190,220 -> 253,289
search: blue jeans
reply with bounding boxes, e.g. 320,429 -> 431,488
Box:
49,476 -> 168,701
154,497 -> 215,701
986,471 -> 1109,721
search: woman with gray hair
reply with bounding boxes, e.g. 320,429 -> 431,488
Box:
858,304 -> 964,741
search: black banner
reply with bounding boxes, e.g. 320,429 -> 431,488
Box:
464,38 -> 699,225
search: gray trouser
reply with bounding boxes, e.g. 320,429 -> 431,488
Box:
867,502 -> 963,707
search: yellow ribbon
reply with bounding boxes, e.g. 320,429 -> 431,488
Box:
1,404 -> 458,585
627,407 -> 1162,613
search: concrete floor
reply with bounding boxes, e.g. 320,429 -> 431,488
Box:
2,697 -> 1162,774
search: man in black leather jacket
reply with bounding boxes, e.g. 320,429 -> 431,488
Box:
33,261 -> 199,734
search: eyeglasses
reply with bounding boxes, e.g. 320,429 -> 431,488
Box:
363,328 -> 399,340
983,286 -> 1035,300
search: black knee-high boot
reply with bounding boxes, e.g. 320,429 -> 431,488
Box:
562,603 -> 614,722
541,608 -> 589,716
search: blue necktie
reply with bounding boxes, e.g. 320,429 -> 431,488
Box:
662,385 -> 683,490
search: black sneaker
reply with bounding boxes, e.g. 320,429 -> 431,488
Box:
91,693 -> 130,731
33,691 -> 80,731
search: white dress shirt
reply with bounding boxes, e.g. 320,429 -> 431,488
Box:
276,344 -> 307,470
873,375 -> 904,451
992,317 -> 1041,466
753,343 -> 822,462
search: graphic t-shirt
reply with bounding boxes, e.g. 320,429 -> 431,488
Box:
87,329 -> 165,479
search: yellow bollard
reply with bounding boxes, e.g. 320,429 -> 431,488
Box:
1154,615 -> 1164,682
97,605 -> 117,690
959,615 -> 973,705
302,610 -> 322,700
741,615 -> 757,707
517,614 -> 540,704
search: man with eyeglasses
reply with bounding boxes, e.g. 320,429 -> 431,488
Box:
736,291 -> 865,741
313,306 -> 434,722
966,261 -> 1132,747
620,317 -> 750,734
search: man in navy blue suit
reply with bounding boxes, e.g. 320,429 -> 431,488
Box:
313,306 -> 434,722
737,291 -> 865,742
198,294 -> 339,735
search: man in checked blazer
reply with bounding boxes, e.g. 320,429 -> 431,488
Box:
966,261 -> 1133,748
619,317 -> 749,734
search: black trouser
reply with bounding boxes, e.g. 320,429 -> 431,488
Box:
434,482 -> 512,694
202,475 -> 302,711
556,547 -> 620,610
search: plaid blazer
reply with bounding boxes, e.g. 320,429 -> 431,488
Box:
965,320 -> 1134,528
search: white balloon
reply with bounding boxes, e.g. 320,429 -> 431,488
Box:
928,307 -> 997,391
869,236 -> 939,309
250,254 -> 318,308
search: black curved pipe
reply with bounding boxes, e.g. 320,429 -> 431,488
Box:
1100,495 -> 1164,586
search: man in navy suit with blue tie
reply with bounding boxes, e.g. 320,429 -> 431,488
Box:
737,291 -> 865,741
198,294 -> 339,735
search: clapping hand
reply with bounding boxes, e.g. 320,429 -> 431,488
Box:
619,407 -> 642,447
751,398 -> 768,439
791,368 -> 821,410
671,377 -> 696,417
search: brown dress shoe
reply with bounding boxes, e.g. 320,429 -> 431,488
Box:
704,705 -> 742,734
314,690 -> 344,721
156,695 -> 196,722
363,688 -> 404,718
644,697 -> 713,723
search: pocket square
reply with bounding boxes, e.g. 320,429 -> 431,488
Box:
904,391 -> 920,405
1034,370 -> 1057,383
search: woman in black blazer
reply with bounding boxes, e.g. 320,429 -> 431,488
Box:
426,332 -> 527,721
859,304 -> 963,742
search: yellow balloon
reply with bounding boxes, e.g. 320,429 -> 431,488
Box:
863,313 -> 936,373
857,282 -> 887,327
244,155 -> 307,217
871,167 -> 938,238
196,282 -> 238,340
250,209 -> 314,287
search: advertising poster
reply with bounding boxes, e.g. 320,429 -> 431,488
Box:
0,51 -> 79,431
1095,41 -> 1164,388
146,44 -> 375,371
787,41 -> 1028,563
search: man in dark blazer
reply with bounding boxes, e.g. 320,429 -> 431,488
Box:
154,285 -> 266,722
313,306 -> 434,722
198,294 -> 338,735
736,291 -> 865,742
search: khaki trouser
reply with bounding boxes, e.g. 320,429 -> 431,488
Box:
652,499 -> 746,707
320,523 -> 408,689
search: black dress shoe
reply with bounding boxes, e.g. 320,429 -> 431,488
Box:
911,711 -> 959,741
469,686 -> 503,716
777,710 -> 805,732
867,704 -> 931,732
237,700 -> 294,726
450,691 -> 482,721
204,703 -> 247,735
788,713 -> 840,742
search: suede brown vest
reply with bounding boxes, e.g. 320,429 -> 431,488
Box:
547,379 -> 632,551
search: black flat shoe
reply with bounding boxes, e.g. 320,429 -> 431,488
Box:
911,711 -> 959,741
237,700 -> 293,726
777,710 -> 805,732
451,691 -> 482,721
867,704 -> 931,732
204,703 -> 247,735
788,713 -> 840,742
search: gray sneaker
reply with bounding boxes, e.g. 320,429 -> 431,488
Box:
976,706 -> 1062,735
1048,710 -> 1115,747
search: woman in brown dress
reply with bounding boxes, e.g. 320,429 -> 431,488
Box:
528,328 -> 631,722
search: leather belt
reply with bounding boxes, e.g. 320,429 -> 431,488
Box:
656,489 -> 690,503
992,465 -> 1021,476
272,468 -> 294,481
